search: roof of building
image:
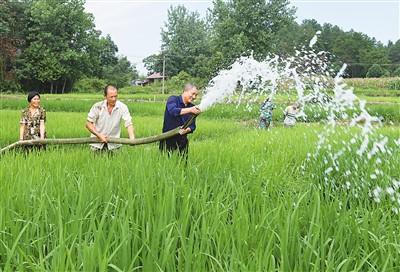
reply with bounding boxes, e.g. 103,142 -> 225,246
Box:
146,72 -> 165,79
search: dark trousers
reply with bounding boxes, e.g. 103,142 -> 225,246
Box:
159,135 -> 189,158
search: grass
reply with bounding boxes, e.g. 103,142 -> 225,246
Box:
0,94 -> 399,270
1,92 -> 399,123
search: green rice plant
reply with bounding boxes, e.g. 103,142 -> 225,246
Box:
1,108 -> 399,270
345,77 -> 400,90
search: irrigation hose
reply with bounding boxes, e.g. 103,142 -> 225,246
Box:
0,115 -> 198,155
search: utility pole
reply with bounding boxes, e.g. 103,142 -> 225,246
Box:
162,55 -> 166,95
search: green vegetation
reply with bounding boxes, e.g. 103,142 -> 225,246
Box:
1,0 -> 137,93
366,64 -> 390,78
2,88 -> 399,123
0,99 -> 399,270
345,77 -> 400,91
2,0 -> 399,94
144,3 -> 400,79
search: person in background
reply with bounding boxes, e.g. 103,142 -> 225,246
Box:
283,102 -> 300,127
159,83 -> 201,157
20,91 -> 46,141
85,84 -> 135,152
259,97 -> 275,129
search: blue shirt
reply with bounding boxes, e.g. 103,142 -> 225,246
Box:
162,95 -> 196,133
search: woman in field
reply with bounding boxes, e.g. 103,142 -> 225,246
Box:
19,91 -> 46,141
283,102 -> 300,127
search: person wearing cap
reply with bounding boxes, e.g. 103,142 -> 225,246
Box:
283,102 -> 300,127
159,83 -> 201,157
259,97 -> 275,129
19,91 -> 46,141
85,84 -> 135,151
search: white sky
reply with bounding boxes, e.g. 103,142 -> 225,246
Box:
84,0 -> 400,75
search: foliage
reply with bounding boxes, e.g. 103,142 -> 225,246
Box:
168,71 -> 206,89
345,77 -> 400,90
1,0 -> 136,93
0,107 -> 399,270
144,5 -> 211,78
0,79 -> 22,93
392,67 -> 400,77
205,0 -> 294,75
1,91 -> 399,122
72,77 -> 107,93
366,64 -> 390,78
388,40 -> 400,64
101,56 -> 139,88
145,1 -> 399,81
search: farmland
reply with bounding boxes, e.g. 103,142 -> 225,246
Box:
0,90 -> 399,271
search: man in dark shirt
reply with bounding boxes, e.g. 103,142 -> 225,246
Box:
159,83 -> 201,156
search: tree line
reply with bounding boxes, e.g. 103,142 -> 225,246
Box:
1,0 -> 399,94
0,0 -> 137,93
144,0 -> 400,80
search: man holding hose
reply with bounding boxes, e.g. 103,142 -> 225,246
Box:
159,83 -> 201,157
86,84 -> 135,151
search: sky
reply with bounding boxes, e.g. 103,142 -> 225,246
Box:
84,0 -> 400,75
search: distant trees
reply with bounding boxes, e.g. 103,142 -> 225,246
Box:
366,64 -> 389,78
144,5 -> 211,78
0,0 -> 137,93
1,0 -> 398,94
145,1 -> 399,80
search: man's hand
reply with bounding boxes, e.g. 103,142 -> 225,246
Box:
97,133 -> 108,143
179,128 -> 191,135
190,106 -> 201,115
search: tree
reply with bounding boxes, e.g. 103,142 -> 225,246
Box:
15,0 -> 107,93
388,40 -> 400,67
143,53 -> 163,75
0,0 -> 28,88
103,56 -> 138,88
209,0 -> 295,69
158,5 -> 211,78
366,64 -> 389,78
392,66 -> 400,77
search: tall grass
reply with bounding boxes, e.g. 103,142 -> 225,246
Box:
1,94 -> 399,123
345,77 -> 400,90
0,104 -> 399,270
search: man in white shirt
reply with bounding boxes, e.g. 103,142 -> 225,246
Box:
85,85 -> 135,151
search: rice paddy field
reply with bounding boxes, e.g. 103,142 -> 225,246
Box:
0,92 -> 399,271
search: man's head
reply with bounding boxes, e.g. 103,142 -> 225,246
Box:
104,85 -> 118,107
182,83 -> 198,105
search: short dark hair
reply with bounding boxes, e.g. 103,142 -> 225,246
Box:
27,91 -> 40,102
104,84 -> 117,96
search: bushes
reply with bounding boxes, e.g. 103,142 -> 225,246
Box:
168,71 -> 207,90
393,67 -> 400,77
345,77 -> 400,90
72,77 -> 107,93
366,64 -> 390,78
0,80 -> 22,93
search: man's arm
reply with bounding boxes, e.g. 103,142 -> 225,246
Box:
127,124 -> 135,140
180,106 -> 201,116
85,121 -> 108,143
166,97 -> 201,116
121,105 -> 134,139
